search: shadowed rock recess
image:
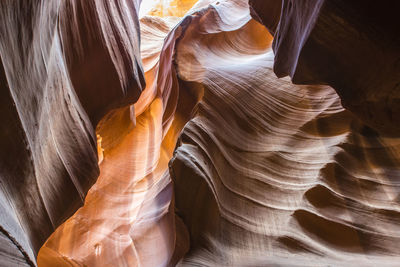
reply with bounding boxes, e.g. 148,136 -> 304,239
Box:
0,0 -> 399,266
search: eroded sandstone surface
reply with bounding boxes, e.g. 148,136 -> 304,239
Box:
0,0 -> 399,266
0,0 -> 144,265
250,0 -> 400,136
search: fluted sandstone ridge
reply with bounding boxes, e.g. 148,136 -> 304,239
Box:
0,0 -> 399,266
171,1 -> 400,265
38,13 -> 196,266
0,0 -> 144,265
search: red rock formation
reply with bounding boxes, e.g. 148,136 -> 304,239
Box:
1,0 -> 399,266
38,3 -> 200,267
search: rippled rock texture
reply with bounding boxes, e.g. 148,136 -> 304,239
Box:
1,0 -> 400,266
250,0 -> 400,136
170,1 -> 400,265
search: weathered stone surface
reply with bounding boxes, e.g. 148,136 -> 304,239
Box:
250,0 -> 400,135
170,0 -> 400,265
1,0 -> 400,266
38,6 -> 199,267
0,0 -> 144,265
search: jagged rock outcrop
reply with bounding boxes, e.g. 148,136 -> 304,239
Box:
250,0 -> 400,136
0,0 -> 144,266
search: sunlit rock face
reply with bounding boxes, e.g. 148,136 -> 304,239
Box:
1,0 -> 400,266
250,0 -> 400,136
38,4 -> 201,267
139,0 -> 199,18
171,4 -> 400,267
169,1 -> 400,265
0,0 -> 143,266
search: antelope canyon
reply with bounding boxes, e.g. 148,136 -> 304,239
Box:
0,0 -> 399,266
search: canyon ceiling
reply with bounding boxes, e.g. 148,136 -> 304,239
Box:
0,0 -> 399,266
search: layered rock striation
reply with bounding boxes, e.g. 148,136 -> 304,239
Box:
0,0 -> 144,265
171,1 -> 400,264
250,0 -> 400,136
0,0 -> 399,266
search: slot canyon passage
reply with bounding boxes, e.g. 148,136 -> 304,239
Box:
0,0 -> 399,266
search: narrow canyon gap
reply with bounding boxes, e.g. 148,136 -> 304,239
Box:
0,0 -> 399,266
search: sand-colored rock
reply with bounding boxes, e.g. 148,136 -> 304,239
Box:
38,12 -> 200,267
170,1 -> 400,265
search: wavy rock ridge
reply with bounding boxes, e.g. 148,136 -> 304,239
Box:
0,0 -> 399,266
171,1 -> 400,265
